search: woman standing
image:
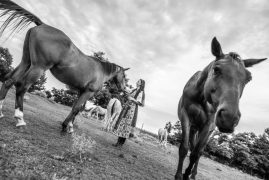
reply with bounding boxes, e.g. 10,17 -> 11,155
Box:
112,79 -> 145,147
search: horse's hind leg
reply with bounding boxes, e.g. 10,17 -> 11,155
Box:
0,61 -> 30,118
0,30 -> 31,118
62,91 -> 94,133
0,76 -> 15,118
14,67 -> 44,126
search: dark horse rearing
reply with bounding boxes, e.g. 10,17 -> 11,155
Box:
0,0 -> 128,133
175,37 -> 266,180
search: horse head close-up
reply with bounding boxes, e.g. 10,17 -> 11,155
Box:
205,37 -> 266,133
113,67 -> 130,92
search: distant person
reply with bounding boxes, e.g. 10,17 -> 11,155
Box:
112,79 -> 145,147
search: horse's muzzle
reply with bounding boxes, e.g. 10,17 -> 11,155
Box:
215,108 -> 240,133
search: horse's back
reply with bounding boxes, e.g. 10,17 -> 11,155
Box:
30,24 -> 95,69
29,24 -> 75,63
113,99 -> 122,113
108,98 -> 122,115
28,24 -> 103,89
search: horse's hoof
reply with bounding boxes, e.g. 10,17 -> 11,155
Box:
68,128 -> 74,133
174,174 -> 183,180
61,127 -> 68,135
190,174 -> 196,180
16,120 -> 26,127
62,123 -> 68,131
0,113 -> 4,118
183,174 -> 190,180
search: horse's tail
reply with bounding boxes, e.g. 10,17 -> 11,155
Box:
0,0 -> 44,36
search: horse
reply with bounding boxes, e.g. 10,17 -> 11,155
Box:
91,106 -> 107,120
0,0 -> 129,133
175,37 -> 267,180
158,128 -> 168,148
104,98 -> 122,131
81,100 -> 97,118
158,122 -> 172,148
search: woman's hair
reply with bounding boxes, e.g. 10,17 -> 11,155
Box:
134,79 -> 145,106
138,79 -> 145,91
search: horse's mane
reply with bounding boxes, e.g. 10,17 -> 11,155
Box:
89,56 -> 119,75
228,52 -> 241,62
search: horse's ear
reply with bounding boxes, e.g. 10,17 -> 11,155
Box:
211,37 -> 224,58
243,58 -> 267,68
124,68 -> 130,71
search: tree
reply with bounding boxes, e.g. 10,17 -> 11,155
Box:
0,47 -> 13,82
51,88 -> 78,107
93,51 -> 108,61
167,120 -> 182,145
93,88 -> 111,108
45,90 -> 52,98
28,73 -> 47,92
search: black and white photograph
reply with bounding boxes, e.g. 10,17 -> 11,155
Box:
0,0 -> 268,179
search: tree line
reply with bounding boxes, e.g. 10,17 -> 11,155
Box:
169,121 -> 269,179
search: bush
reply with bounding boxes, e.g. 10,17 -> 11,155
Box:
71,133 -> 96,162
204,129 -> 269,179
31,90 -> 47,98
45,90 -> 52,98
0,47 -> 13,82
51,88 -> 78,107
28,73 -> 47,92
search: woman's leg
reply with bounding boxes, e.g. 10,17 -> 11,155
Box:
113,137 -> 126,147
119,137 -> 126,145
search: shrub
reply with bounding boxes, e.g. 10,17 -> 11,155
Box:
28,73 -> 47,92
51,88 -> 78,106
0,47 -> 13,82
71,133 -> 96,162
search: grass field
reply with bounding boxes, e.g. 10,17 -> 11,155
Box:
0,85 -> 261,180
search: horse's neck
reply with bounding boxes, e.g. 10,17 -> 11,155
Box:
90,56 -> 118,82
196,63 -> 212,93
185,63 -> 212,103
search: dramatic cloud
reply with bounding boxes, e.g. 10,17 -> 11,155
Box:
1,0 -> 268,134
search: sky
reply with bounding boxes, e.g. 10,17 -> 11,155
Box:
0,0 -> 269,135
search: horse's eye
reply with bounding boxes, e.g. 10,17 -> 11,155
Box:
211,88 -> 216,93
213,66 -> 221,75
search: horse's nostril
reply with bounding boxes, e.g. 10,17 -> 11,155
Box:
218,109 -> 225,118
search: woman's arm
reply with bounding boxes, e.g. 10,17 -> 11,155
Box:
128,96 -> 140,105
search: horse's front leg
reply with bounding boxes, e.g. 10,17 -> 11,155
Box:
62,91 -> 94,133
175,109 -> 190,180
183,124 -> 212,180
